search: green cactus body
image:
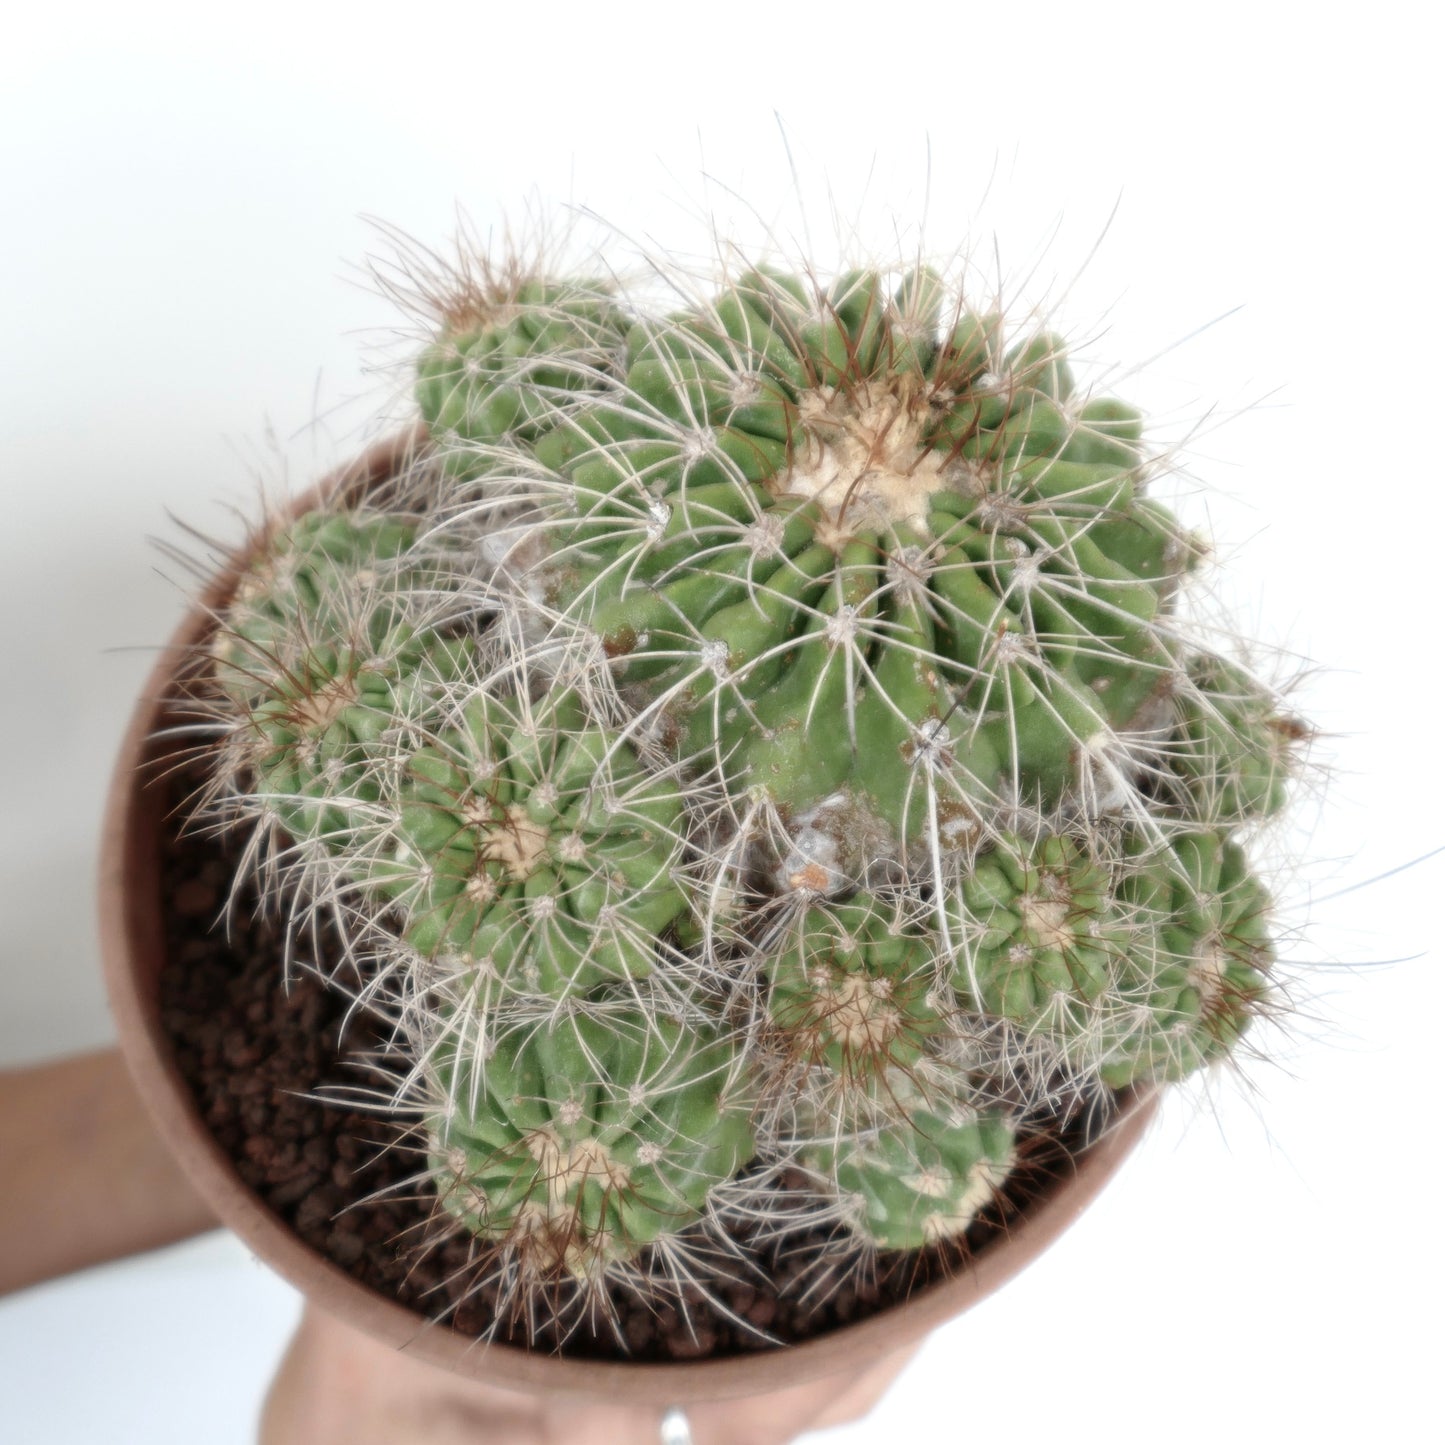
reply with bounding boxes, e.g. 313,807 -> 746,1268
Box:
244,634 -> 472,849
216,511 -> 426,706
415,278 -> 629,476
807,1099 -> 1017,1251
1100,831 -> 1274,1087
948,833 -> 1132,1026
526,267 -> 1190,845
428,1011 -> 755,1276
766,894 -> 942,1085
1170,653 -> 1301,824
384,691 -> 689,997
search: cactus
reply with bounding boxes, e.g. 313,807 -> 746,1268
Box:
1098,830 -> 1276,1088
947,832 -> 1128,1026
427,1009 -> 754,1276
766,894 -> 940,1076
525,267 -> 1184,855
415,274 -> 629,477
191,225 -> 1310,1339
382,688 -> 691,998
807,1100 -> 1017,1252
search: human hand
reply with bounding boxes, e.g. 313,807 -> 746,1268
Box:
0,1050 -> 215,1298
260,1304 -> 916,1445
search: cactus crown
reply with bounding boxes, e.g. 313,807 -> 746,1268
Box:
193,224 -> 1309,1343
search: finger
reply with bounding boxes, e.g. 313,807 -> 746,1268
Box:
803,1346 -> 918,1431
260,1308 -> 548,1445
683,1345 -> 919,1445
263,1307 -> 660,1445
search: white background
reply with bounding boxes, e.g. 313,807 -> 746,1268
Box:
2,3 -> 1441,1440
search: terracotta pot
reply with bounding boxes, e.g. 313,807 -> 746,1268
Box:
100,431 -> 1158,1406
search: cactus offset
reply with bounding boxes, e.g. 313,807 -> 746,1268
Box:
809,1102 -> 1017,1252
416,272 -> 629,477
383,688 -> 690,998
427,1009 -> 754,1277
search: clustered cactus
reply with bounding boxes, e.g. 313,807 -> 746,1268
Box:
199,233 -> 1305,1336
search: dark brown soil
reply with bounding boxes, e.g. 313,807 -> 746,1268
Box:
156,776 -> 1104,1361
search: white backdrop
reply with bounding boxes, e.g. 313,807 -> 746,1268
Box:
1,3 -> 1440,1440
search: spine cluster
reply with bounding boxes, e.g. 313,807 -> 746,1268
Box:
197,239 -> 1306,1334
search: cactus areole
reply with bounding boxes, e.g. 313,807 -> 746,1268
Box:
166,232 -> 1307,1351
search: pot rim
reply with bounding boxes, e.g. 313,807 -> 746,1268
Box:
99,429 -> 1158,1404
